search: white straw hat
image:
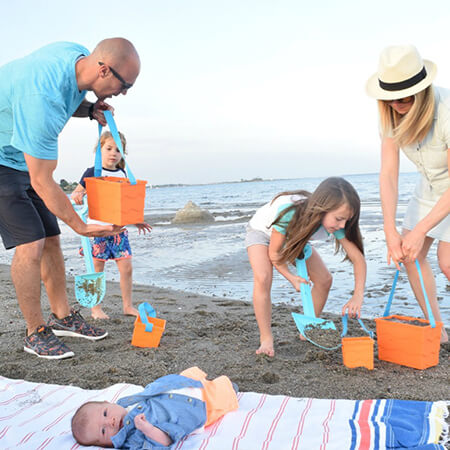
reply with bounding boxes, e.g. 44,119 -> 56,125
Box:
366,44 -> 437,100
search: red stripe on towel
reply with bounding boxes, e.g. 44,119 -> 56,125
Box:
291,398 -> 313,450
0,426 -> 10,439
320,400 -> 336,449
232,393 -> 267,450
262,395 -> 290,449
358,400 -> 373,450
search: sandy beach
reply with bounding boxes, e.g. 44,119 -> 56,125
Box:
0,263 -> 448,401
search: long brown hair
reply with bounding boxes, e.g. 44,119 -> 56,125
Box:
96,131 -> 127,170
378,85 -> 435,147
274,177 -> 363,264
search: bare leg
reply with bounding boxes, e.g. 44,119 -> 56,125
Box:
11,239 -> 45,335
116,258 -> 138,316
437,240 -> 449,342
40,235 -> 71,319
91,259 -> 108,319
247,244 -> 274,357
403,233 -> 448,343
306,247 -> 333,317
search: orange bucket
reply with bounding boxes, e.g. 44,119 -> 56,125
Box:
375,315 -> 442,369
85,176 -> 147,226
375,261 -> 442,370
131,303 -> 166,348
342,336 -> 374,370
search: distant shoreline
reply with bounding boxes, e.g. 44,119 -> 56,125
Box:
60,172 -> 416,191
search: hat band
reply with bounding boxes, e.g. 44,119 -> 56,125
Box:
378,66 -> 427,92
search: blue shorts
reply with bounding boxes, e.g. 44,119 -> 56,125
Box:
80,230 -> 132,261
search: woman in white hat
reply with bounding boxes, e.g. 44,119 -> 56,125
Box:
366,44 -> 449,343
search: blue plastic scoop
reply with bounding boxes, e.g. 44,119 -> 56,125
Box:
72,200 -> 106,308
291,245 -> 336,335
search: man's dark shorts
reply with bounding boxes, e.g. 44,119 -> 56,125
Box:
0,165 -> 60,250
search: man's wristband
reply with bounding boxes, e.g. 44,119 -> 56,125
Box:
88,103 -> 95,120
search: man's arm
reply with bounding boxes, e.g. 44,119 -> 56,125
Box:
24,153 -> 123,237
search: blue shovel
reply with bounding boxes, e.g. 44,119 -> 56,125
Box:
291,244 -> 336,335
72,200 -> 106,308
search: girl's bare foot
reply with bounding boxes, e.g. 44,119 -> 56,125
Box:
256,339 -> 274,357
299,333 -> 307,341
440,328 -> 448,344
123,306 -> 139,317
91,307 -> 109,320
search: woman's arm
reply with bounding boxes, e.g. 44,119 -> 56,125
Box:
379,137 -> 404,269
134,413 -> 172,446
401,150 -> 450,260
339,238 -> 367,318
268,230 -> 308,291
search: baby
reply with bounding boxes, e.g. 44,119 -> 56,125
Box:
71,367 -> 239,448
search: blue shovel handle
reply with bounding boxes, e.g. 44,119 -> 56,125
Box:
72,199 -> 95,273
295,244 -> 315,317
138,302 -> 157,332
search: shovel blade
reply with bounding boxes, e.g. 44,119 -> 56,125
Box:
75,273 -> 105,308
292,312 -> 336,335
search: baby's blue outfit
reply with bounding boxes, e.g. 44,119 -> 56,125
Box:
111,374 -> 207,449
0,42 -> 88,171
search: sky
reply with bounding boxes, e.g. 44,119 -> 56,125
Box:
1,0 -> 449,184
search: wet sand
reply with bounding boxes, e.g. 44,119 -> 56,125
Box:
0,264 -> 448,401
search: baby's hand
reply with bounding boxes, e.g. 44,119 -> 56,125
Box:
134,413 -> 149,430
291,275 -> 310,292
135,222 -> 152,235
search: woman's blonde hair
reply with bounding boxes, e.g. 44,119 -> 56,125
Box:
378,85 -> 435,147
96,131 -> 127,169
273,177 -> 364,265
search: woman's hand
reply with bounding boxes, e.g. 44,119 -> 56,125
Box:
342,294 -> 363,318
385,230 -> 404,270
290,275 -> 310,292
401,228 -> 425,262
135,222 -> 152,235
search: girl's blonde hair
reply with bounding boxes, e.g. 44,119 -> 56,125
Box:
274,177 -> 363,265
97,131 -> 127,169
377,85 -> 435,147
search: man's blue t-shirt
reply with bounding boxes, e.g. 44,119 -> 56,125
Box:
0,42 -> 89,171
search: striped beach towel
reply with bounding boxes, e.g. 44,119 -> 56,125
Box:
0,376 -> 447,449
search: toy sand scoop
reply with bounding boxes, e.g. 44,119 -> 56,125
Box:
291,244 -> 336,336
72,200 -> 106,308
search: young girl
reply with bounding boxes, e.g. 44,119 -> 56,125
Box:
71,131 -> 151,320
246,177 -> 366,357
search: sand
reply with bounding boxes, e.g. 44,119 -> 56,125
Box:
0,263 -> 448,401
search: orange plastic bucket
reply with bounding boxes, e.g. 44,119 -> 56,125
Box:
85,176 -> 147,226
375,315 -> 442,369
342,336 -> 374,370
131,303 -> 166,348
376,261 -> 442,370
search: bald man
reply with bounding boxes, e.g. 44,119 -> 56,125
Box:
0,38 -> 140,359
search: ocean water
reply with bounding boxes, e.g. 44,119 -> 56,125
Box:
1,173 -> 448,322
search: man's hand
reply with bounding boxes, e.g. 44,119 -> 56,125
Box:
91,100 -> 114,126
81,223 -> 124,238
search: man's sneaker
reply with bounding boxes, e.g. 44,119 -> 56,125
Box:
48,308 -> 108,341
24,325 -> 74,360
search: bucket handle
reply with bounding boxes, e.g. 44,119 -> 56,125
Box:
94,111 -> 137,185
138,302 -> 157,332
383,260 -> 436,328
341,314 -> 374,338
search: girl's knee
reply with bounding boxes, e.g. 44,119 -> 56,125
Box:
315,271 -> 332,291
254,272 -> 272,289
438,259 -> 450,280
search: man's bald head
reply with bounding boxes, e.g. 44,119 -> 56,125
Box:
92,38 -> 140,73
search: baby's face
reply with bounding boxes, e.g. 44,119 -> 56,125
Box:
83,401 -> 127,447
